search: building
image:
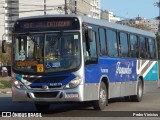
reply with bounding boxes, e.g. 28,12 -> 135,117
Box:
0,0 -> 5,41
117,17 -> 159,33
4,0 -> 19,41
19,0 -> 101,19
147,19 -> 159,33
68,0 -> 101,19
89,0 -> 101,18
101,10 -> 120,23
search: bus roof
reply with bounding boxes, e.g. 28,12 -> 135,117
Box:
16,14 -> 155,38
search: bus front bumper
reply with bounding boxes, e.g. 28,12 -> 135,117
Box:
12,85 -> 84,102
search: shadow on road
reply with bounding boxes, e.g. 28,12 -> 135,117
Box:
0,96 -> 145,117
0,96 -> 36,112
0,95 -> 131,111
42,97 -> 133,117
0,96 -> 118,116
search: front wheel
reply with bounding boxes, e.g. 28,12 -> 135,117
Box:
93,82 -> 108,110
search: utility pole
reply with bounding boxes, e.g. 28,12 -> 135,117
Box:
65,0 -> 68,14
75,0 -> 77,14
44,0 -> 46,15
154,0 -> 160,33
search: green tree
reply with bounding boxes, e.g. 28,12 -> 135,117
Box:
0,42 -> 11,66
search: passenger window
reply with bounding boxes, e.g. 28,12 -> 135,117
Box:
99,28 -> 107,56
90,31 -> 97,58
147,38 -> 156,59
130,34 -> 138,58
106,30 -> 118,57
119,32 -> 129,57
139,36 -> 147,59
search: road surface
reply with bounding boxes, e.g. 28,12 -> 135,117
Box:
0,88 -> 160,118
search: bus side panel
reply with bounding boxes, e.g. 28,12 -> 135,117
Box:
101,58 -> 137,98
137,60 -> 159,93
83,65 -> 100,101
83,58 -> 158,101
84,58 -> 138,100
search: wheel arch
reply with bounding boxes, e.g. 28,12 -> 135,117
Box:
99,75 -> 110,99
138,76 -> 144,91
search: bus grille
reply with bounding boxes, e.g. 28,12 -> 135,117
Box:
33,92 -> 58,98
30,86 -> 62,89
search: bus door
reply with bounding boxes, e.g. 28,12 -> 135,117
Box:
83,26 -> 99,84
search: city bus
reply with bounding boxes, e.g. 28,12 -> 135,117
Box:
2,15 -> 159,111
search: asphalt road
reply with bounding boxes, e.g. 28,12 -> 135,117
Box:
0,88 -> 160,118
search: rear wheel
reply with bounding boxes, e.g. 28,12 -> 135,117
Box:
34,102 -> 50,112
93,82 -> 108,110
131,79 -> 143,102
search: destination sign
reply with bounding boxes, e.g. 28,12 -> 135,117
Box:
14,17 -> 80,32
17,61 -> 38,66
23,21 -> 72,29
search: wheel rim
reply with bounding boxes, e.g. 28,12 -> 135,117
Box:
100,88 -> 106,104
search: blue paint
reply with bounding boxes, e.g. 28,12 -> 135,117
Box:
85,57 -> 159,84
29,74 -> 76,87
144,62 -> 159,81
16,75 -> 23,81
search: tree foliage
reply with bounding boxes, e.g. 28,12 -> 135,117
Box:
0,42 -> 11,66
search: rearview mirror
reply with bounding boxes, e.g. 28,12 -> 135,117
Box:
2,40 -> 7,53
84,26 -> 92,42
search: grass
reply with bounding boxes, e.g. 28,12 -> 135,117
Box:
0,80 -> 11,89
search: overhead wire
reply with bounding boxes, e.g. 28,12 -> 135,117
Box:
0,0 -> 132,20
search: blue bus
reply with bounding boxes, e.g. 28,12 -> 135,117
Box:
2,15 -> 159,111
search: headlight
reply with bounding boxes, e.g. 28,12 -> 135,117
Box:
64,76 -> 82,89
12,80 -> 27,90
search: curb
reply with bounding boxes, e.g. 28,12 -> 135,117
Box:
0,90 -> 12,94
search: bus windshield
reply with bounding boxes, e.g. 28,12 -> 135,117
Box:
12,32 -> 81,73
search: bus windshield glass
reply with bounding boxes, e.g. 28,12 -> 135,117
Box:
12,32 -> 81,73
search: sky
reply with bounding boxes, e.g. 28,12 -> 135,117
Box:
101,0 -> 159,19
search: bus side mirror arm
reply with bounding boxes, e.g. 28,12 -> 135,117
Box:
87,28 -> 92,42
85,29 -> 92,56
83,25 -> 93,57
83,25 -> 92,42
2,40 -> 7,53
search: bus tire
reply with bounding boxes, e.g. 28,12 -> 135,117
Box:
34,102 -> 50,112
93,81 -> 108,110
131,79 -> 143,102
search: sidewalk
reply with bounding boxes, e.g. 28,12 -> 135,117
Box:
0,88 -> 11,94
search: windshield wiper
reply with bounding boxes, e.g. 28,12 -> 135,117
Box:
49,31 -> 63,47
26,32 -> 40,47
